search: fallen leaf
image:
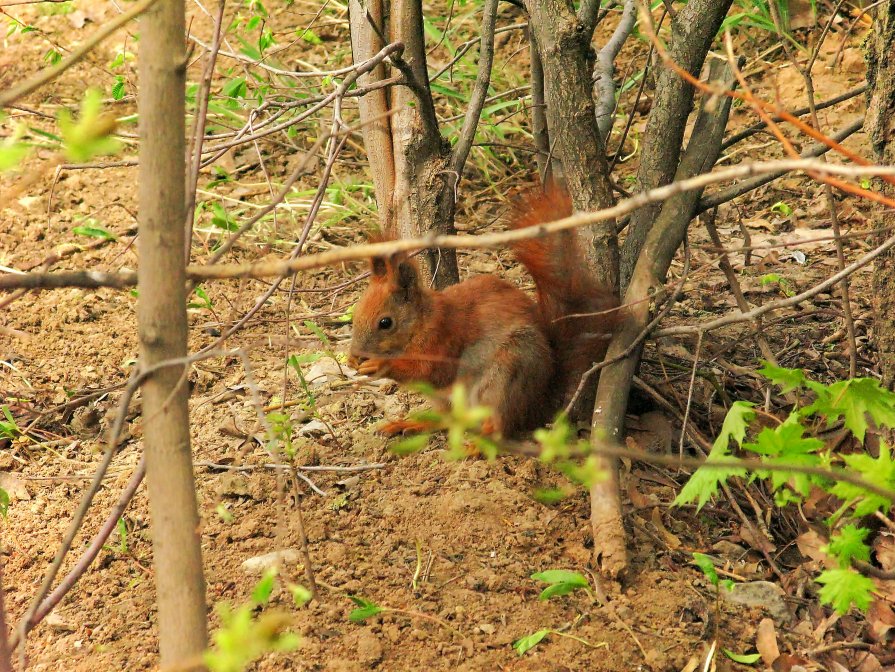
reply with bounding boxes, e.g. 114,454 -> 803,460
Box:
756,617 -> 780,666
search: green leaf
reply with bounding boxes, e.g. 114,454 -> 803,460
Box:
531,569 -> 589,600
0,143 -> 30,171
0,488 -> 8,517
390,433 -> 431,455
222,77 -> 247,99
348,601 -> 384,623
807,378 -> 895,442
209,202 -> 238,231
252,568 -> 277,604
830,444 -> 895,517
73,224 -> 116,240
513,628 -> 550,655
288,583 -> 312,607
303,320 -> 331,347
57,88 -> 122,162
692,552 -> 720,587
299,28 -> 322,44
111,76 -> 126,101
745,413 -> 824,497
826,524 -> 871,568
758,361 -> 807,393
674,402 -> 755,510
723,649 -> 762,665
816,568 -> 876,614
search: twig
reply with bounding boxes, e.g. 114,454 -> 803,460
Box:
5,158 -> 895,292
0,0 -> 161,107
288,467 -> 319,599
185,0 -> 227,260
9,459 -> 146,651
195,460 -> 387,473
719,84 -> 867,151
594,0 -> 636,142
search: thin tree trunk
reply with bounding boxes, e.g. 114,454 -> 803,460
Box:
619,0 -> 732,291
866,3 -> 895,388
348,0 -> 459,288
591,59 -> 736,576
525,0 -> 618,290
137,0 -> 208,663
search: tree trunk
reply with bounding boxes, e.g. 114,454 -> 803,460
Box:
619,0 -> 732,290
348,0 -> 459,288
867,3 -> 895,388
137,0 -> 208,664
591,59 -> 736,576
525,0 -> 618,290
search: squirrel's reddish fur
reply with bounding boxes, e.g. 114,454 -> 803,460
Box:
349,186 -> 619,437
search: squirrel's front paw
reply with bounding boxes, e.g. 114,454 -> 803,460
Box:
355,358 -> 389,378
377,419 -> 432,437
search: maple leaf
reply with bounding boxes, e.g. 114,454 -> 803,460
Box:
806,378 -> 895,443
825,524 -> 871,568
830,443 -> 895,517
674,402 -> 754,510
816,568 -> 876,614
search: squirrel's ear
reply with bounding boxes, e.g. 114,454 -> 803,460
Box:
370,255 -> 388,278
393,259 -> 421,302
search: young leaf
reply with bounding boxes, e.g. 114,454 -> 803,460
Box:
757,361 -> 806,394
806,378 -> 895,443
0,488 -> 8,517
513,628 -> 550,655
830,444 -> 895,517
531,570 -> 589,600
390,433 -> 431,455
816,568 -> 876,614
288,583 -> 312,607
348,596 -> 384,623
674,401 -> 755,510
692,552 -> 720,587
73,224 -> 116,240
252,568 -> 277,605
825,524 -> 871,568
723,649 -> 762,665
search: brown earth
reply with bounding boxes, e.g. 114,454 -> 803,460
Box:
0,1 -> 885,670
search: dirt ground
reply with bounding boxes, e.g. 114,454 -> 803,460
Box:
0,1 -> 888,670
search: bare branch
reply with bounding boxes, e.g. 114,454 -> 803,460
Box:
4,159 -> 895,292
449,0 -> 498,176
594,0 -> 637,142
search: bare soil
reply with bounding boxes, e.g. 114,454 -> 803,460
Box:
0,2 -> 886,671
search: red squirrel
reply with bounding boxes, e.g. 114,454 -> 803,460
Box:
348,186 -> 619,438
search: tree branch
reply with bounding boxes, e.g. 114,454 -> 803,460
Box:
594,0 -> 637,142
449,0 -> 499,176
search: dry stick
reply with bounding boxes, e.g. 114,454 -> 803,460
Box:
195,460 -> 387,473
197,42 -> 404,164
702,210 -> 782,369
7,459 -> 147,652
184,0 -> 227,261
288,468 -> 319,599
12,350 -> 230,653
699,118 -> 864,213
448,0 -> 498,177
5,158 -> 895,293
765,4 -> 857,377
719,84 -> 867,151
0,0 -> 161,107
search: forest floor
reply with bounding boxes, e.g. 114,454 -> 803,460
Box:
0,1 -> 888,670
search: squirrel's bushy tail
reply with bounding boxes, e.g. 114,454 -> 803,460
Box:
509,186 -> 620,406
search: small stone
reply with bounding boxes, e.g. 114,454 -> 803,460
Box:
240,549 -> 301,574
297,419 -> 328,438
721,580 -> 791,623
46,612 -> 76,633
215,473 -> 253,499
478,623 -> 495,635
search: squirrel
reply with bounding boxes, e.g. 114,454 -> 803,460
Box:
348,186 -> 619,438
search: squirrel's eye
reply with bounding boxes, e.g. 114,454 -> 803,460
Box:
378,317 -> 393,330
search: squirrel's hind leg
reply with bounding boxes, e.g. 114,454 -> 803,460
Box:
467,325 -> 554,438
